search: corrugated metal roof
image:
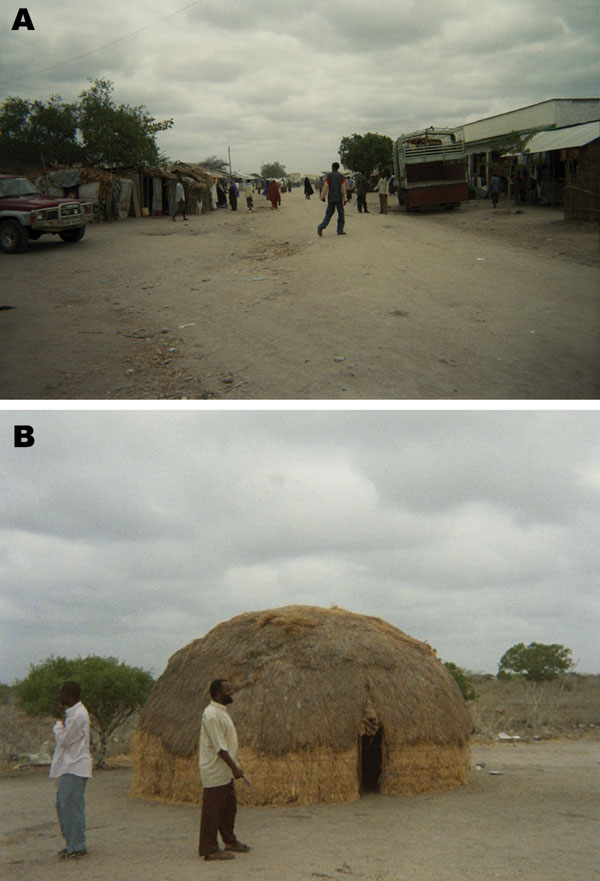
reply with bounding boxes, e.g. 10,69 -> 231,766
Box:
523,120 -> 600,153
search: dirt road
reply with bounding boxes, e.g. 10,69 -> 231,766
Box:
1,191 -> 598,399
2,740 -> 598,881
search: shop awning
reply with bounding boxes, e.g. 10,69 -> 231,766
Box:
522,120 -> 600,154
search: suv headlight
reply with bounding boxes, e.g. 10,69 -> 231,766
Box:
32,209 -> 58,221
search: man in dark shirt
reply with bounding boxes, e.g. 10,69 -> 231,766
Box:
355,172 -> 369,213
317,162 -> 347,236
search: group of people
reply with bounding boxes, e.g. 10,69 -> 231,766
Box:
316,164 -> 394,236
172,164 -> 395,234
48,678 -> 249,863
172,177 -> 290,218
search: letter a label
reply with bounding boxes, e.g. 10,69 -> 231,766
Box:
12,8 -> 35,30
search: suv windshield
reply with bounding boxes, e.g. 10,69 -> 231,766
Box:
0,178 -> 41,197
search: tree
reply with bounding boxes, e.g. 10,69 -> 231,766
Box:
15,655 -> 154,767
497,643 -> 574,682
444,661 -> 476,701
202,155 -> 229,174
338,132 -> 393,177
29,96 -> 82,165
484,130 -> 529,214
429,646 -> 476,701
0,95 -> 81,169
0,80 -> 173,170
77,78 -> 173,168
260,161 -> 286,178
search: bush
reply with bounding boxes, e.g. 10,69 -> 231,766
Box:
16,656 -> 154,767
444,662 -> 476,701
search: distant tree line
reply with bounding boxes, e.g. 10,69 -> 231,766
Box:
3,642 -> 575,761
440,642 -> 575,702
0,78 -> 173,171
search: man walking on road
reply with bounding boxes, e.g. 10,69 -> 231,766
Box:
198,679 -> 251,862
317,162 -> 347,236
489,173 -> 502,208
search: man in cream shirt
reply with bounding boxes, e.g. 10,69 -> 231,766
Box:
49,681 -> 92,860
198,679 -> 250,861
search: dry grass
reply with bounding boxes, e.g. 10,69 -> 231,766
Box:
138,605 -> 471,758
382,743 -> 470,794
130,731 -> 470,806
131,729 -> 361,806
0,698 -> 139,767
133,606 -> 472,805
470,673 -> 600,740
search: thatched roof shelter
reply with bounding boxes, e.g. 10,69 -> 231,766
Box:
132,606 -> 472,806
170,162 -> 214,190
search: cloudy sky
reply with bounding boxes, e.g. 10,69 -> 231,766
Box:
1,409 -> 598,684
1,0 -> 599,172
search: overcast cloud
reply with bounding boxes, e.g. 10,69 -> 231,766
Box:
1,0 -> 599,172
1,410 -> 598,683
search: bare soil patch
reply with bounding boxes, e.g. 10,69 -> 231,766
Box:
2,678 -> 599,879
1,192 -> 598,399
2,739 -> 598,881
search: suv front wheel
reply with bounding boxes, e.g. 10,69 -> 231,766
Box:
0,219 -> 29,253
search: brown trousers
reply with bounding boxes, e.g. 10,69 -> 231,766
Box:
198,781 -> 237,856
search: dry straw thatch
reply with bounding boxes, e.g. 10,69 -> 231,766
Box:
132,606 -> 472,806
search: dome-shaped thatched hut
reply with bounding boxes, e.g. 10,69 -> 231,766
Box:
132,606 -> 472,806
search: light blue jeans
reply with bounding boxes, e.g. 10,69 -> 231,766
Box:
56,774 -> 88,853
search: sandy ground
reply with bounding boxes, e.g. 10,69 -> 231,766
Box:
1,191 -> 598,400
2,739 -> 598,881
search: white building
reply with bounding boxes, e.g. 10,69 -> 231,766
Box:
462,98 -> 599,187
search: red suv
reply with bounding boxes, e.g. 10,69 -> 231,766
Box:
0,174 -> 93,253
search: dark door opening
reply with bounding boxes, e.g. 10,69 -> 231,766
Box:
360,728 -> 383,793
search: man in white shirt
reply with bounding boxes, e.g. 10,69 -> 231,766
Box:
377,172 -> 390,214
198,679 -> 250,861
49,681 -> 92,860
172,178 -> 188,221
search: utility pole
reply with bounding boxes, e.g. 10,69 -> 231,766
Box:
228,147 -> 232,177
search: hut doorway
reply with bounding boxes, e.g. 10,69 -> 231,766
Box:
360,728 -> 383,793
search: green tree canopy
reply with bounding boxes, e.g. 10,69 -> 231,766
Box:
497,642 -> 574,682
260,161 -> 287,178
0,79 -> 173,170
16,655 -> 154,767
78,79 -> 173,168
0,94 -> 81,169
444,661 -> 476,701
338,132 -> 393,177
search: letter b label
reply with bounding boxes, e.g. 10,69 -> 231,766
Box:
14,425 -> 35,447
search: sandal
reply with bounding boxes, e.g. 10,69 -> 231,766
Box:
205,850 -> 235,861
225,841 -> 250,853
